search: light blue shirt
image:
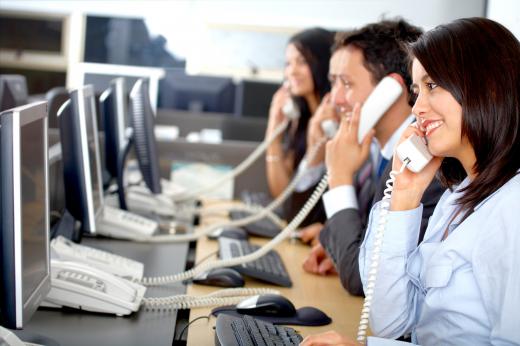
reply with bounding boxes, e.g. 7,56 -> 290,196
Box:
360,173 -> 520,345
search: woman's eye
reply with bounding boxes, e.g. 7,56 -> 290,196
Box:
426,82 -> 438,90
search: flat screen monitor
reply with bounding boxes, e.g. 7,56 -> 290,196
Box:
58,85 -> 104,235
0,75 -> 28,112
129,79 -> 161,194
99,78 -> 128,181
0,101 -> 51,329
69,62 -> 165,112
234,79 -> 279,118
159,70 -> 235,114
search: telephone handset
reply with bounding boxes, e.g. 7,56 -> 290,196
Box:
395,133 -> 433,172
319,76 -> 403,142
42,259 -> 146,316
282,98 -> 300,120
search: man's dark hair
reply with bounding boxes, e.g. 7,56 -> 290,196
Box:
333,19 -> 423,92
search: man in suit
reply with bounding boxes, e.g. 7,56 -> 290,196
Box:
301,20 -> 444,296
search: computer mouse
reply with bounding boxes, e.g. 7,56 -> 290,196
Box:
192,268 -> 244,288
219,227 -> 249,240
236,294 -> 296,317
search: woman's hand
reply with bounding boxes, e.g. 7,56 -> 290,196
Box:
390,124 -> 443,211
267,86 -> 291,133
300,331 -> 358,346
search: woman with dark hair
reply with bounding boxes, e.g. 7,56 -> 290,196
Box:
301,17 -> 520,346
265,28 -> 334,203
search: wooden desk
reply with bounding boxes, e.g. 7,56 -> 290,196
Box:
185,213 -> 364,345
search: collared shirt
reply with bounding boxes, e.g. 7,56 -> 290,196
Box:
359,173 -> 520,345
322,115 -> 415,218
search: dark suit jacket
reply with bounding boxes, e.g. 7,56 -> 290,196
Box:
319,157 -> 444,296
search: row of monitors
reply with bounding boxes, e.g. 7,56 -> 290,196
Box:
0,71 -> 280,119
0,78 -> 160,329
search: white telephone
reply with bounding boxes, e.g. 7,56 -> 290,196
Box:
395,134 -> 433,172
50,236 -> 144,280
95,204 -> 158,240
319,76 -> 403,142
282,98 -> 300,119
42,259 -> 146,316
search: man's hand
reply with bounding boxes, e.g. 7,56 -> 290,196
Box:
300,331 -> 357,346
298,222 -> 323,245
303,243 -> 337,275
307,93 -> 337,166
326,103 -> 374,188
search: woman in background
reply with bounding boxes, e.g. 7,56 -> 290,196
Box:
301,17 -> 520,346
264,27 -> 333,225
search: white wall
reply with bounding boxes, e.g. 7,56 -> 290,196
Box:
0,0 -> 487,79
487,0 -> 520,39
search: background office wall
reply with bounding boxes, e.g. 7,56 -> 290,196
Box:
0,0 -> 489,81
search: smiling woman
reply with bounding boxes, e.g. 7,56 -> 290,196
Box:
301,16 -> 520,346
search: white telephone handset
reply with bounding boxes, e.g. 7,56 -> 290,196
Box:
395,133 -> 433,172
319,76 -> 403,142
42,259 -> 146,316
358,76 -> 403,142
282,98 -> 300,120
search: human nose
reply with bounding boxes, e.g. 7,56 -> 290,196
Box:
411,90 -> 429,118
331,82 -> 346,108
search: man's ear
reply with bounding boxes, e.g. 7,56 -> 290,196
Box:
388,73 -> 405,87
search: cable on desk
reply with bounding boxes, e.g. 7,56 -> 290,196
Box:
176,314 -> 211,341
194,250 -> 218,267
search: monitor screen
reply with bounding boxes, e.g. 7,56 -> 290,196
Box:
0,101 -> 50,329
129,79 -> 161,194
159,70 -> 235,114
0,75 -> 28,112
235,79 -> 279,118
58,85 -> 103,235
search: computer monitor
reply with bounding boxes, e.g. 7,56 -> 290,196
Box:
234,79 -> 279,118
0,75 -> 28,112
159,70 -> 236,114
99,78 -> 128,181
58,85 -> 104,236
45,86 -> 69,129
0,101 -> 51,329
129,78 -> 161,194
69,62 -> 165,112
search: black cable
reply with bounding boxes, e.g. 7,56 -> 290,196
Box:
176,315 -> 210,341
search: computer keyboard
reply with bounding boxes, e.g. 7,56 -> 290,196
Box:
215,314 -> 303,346
229,211 -> 282,238
218,237 -> 292,287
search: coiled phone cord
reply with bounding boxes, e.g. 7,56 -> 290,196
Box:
139,171 -> 329,286
171,118 -> 290,203
133,137 -> 328,243
142,287 -> 279,310
356,159 -> 409,344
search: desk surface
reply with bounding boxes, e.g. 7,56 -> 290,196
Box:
185,212 -> 364,345
15,238 -> 189,346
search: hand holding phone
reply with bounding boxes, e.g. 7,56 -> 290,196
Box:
390,126 -> 442,211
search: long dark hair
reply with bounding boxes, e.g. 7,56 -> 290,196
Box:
410,17 -> 520,213
287,28 -> 334,167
